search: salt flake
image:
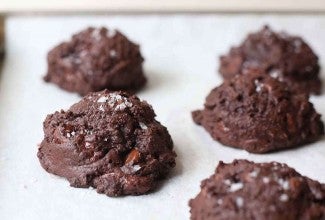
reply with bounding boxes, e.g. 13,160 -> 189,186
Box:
99,105 -> 105,111
110,50 -> 117,57
236,197 -> 244,208
279,194 -> 289,202
115,103 -> 127,111
270,70 -> 280,79
97,96 -> 109,103
132,165 -> 141,172
139,122 -> 148,130
229,182 -> 244,192
278,179 -> 290,190
263,177 -> 270,184
254,79 -> 263,92
249,170 -> 259,178
91,28 -> 102,41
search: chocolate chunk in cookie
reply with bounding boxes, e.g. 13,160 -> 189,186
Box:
219,25 -> 322,95
37,90 -> 176,196
193,69 -> 324,153
44,27 -> 146,95
189,160 -> 325,220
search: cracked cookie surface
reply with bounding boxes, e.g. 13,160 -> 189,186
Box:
44,27 -> 146,95
219,26 -> 322,95
189,160 -> 325,220
38,90 -> 176,196
193,69 -> 324,153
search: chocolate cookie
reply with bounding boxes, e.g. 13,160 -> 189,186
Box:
192,69 -> 324,153
189,160 -> 325,220
219,26 -> 322,95
44,27 -> 146,95
37,90 -> 176,196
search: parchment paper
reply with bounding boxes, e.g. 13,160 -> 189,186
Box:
0,15 -> 324,220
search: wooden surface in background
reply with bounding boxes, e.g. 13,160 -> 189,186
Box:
0,0 -> 325,13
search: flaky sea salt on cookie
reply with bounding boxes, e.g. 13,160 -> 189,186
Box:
38,90 -> 176,196
189,160 -> 325,220
44,27 -> 146,95
193,69 -> 324,153
219,25 -> 322,95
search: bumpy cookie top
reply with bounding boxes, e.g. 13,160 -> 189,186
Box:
189,160 -> 325,220
219,26 -> 321,95
38,90 -> 176,196
45,27 -> 146,95
193,69 -> 324,153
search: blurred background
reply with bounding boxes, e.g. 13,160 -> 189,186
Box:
0,0 -> 325,13
0,0 -> 324,62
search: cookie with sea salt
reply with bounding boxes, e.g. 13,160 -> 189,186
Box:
219,25 -> 322,95
192,69 -> 324,153
189,160 -> 325,220
44,27 -> 146,95
37,90 -> 176,196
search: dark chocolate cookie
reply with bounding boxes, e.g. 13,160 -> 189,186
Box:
192,69 -> 324,153
37,90 -> 176,196
219,26 -> 322,95
44,27 -> 146,95
189,160 -> 325,220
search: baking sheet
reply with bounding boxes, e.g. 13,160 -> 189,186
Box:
0,15 -> 324,220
